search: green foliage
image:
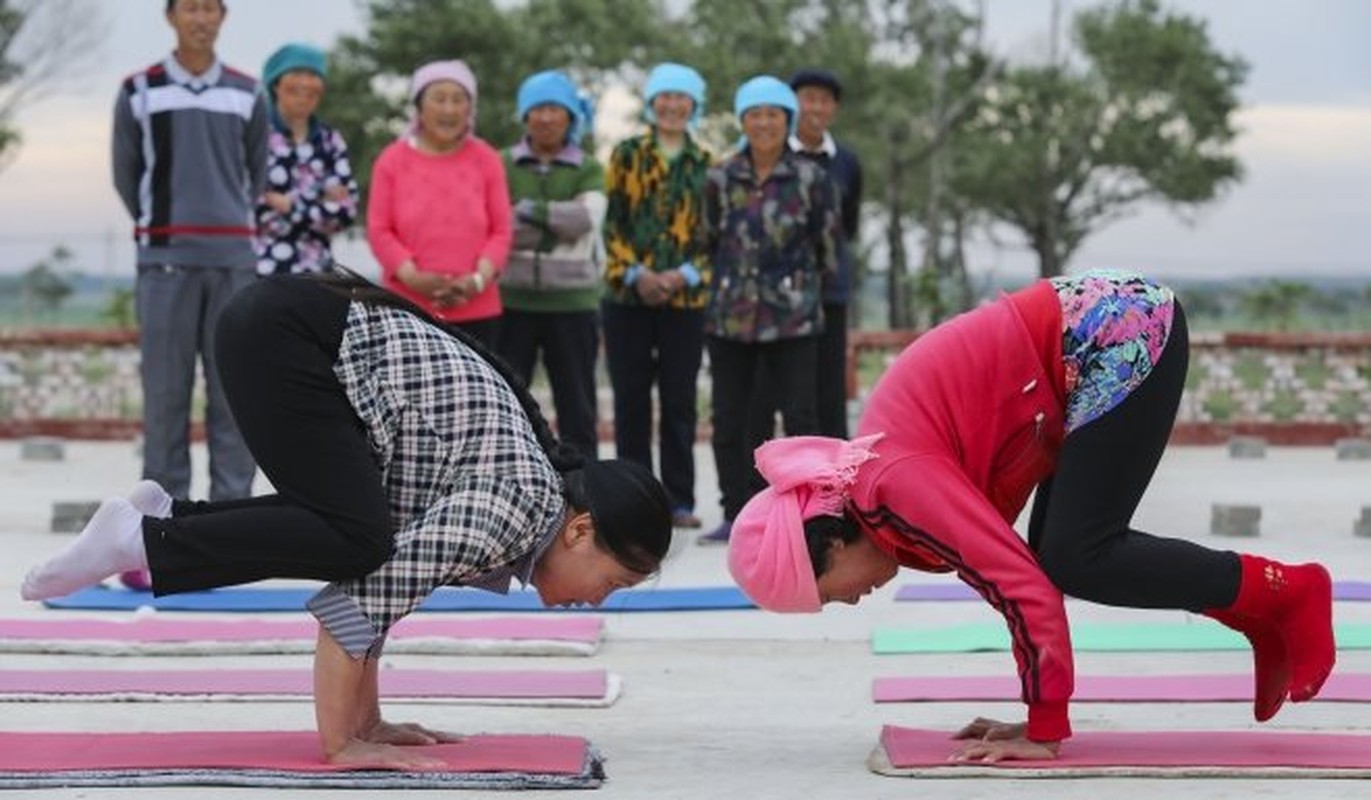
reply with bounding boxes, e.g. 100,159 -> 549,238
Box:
0,1 -> 26,164
1232,353 -> 1269,391
951,0 -> 1246,277
1240,280 -> 1313,332
1260,388 -> 1303,421
1330,390 -> 1365,424
19,244 -> 75,317
101,287 -> 135,329
1294,356 -> 1329,390
1202,388 -> 1237,422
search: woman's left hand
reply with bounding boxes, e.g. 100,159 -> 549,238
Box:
363,719 -> 464,747
949,717 -> 1058,763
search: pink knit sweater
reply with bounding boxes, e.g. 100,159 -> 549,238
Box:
366,137 -> 513,322
854,279 -> 1076,743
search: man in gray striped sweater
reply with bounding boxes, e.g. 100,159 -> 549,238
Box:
111,0 -> 268,506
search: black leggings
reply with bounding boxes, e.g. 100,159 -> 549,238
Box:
1027,303 -> 1241,612
143,277 -> 396,594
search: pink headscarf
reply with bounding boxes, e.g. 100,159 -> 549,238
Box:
728,434 -> 883,613
407,59 -> 479,136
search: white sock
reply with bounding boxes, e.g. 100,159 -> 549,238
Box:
127,480 -> 173,519
21,498 -> 148,601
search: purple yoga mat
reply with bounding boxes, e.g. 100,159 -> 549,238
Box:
895,580 -> 1371,602
878,725 -> 1371,772
0,668 -> 608,700
873,672 -> 1371,702
0,616 -> 602,656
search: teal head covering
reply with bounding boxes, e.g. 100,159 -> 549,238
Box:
262,43 -> 327,101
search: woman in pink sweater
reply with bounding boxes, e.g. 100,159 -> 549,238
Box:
367,60 -> 512,342
728,269 -> 1335,762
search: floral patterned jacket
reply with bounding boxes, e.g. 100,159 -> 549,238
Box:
254,114 -> 358,274
703,150 -> 839,342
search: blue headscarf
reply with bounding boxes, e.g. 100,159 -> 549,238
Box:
642,62 -> 706,129
516,70 -> 592,143
733,75 -> 799,142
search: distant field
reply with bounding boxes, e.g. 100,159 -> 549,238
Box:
2,272 -> 1370,332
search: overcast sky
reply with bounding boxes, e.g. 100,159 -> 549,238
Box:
0,0 -> 1366,283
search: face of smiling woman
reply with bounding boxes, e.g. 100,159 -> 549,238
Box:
651,91 -> 695,137
741,105 -> 788,160
416,80 -> 472,152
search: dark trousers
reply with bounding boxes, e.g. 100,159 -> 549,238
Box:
452,316 -> 499,348
709,335 -> 819,520
144,277 -> 395,595
496,308 -> 600,462
749,302 -> 849,447
1027,303 -> 1240,611
602,302 -> 705,511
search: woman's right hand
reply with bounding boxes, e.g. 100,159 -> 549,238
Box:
328,737 -> 448,770
397,261 -> 463,308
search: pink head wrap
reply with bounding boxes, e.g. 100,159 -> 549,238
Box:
728,434 -> 883,613
407,59 -> 479,136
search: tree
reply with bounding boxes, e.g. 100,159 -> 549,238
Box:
19,244 -> 74,318
951,0 -> 1247,277
0,0 -> 106,170
1240,280 -> 1311,332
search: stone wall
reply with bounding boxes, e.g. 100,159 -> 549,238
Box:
4,328 -> 1370,443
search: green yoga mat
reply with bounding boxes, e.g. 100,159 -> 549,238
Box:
873,621 -> 1371,654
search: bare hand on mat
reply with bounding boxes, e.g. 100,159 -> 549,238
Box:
330,737 -> 448,770
365,719 -> 464,746
949,717 -> 1059,762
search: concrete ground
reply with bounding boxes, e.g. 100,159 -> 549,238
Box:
2,440 -> 1370,798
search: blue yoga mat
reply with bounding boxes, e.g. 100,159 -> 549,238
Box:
44,585 -> 755,613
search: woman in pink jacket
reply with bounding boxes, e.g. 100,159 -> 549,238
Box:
367,59 -> 512,343
728,269 -> 1335,762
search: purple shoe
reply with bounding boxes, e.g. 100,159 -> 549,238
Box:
696,520 -> 732,546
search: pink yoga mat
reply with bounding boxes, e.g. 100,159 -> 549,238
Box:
0,730 -> 590,781
0,616 -> 602,656
0,668 -> 610,702
877,725 -> 1371,774
873,672 -> 1371,702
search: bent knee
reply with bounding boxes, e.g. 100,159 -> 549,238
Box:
1036,547 -> 1098,599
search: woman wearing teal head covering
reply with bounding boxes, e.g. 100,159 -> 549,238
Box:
497,69 -> 608,462
254,42 -> 358,275
601,63 -> 715,532
695,75 -> 841,545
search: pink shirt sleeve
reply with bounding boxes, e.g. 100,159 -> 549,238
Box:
478,146 -> 512,270
365,145 -> 413,277
863,453 -> 1075,743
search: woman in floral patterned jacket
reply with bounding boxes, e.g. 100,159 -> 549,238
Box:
698,75 -> 840,545
254,43 -> 358,275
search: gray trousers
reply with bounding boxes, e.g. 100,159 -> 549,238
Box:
135,264 -> 257,500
